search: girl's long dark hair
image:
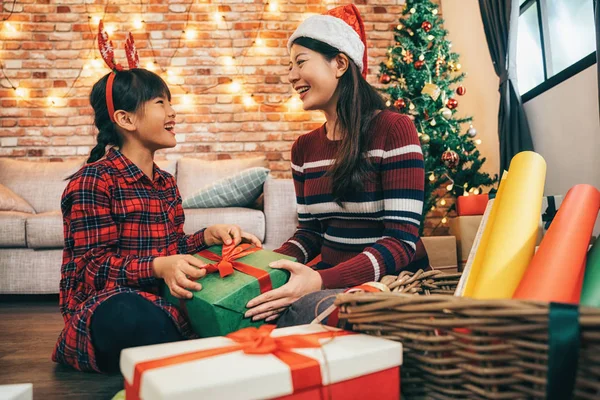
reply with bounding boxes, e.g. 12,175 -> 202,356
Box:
293,37 -> 386,204
87,68 -> 171,164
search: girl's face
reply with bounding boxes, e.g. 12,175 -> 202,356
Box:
132,95 -> 177,151
288,44 -> 340,112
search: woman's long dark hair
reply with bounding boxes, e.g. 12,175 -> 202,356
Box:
87,69 -> 171,164
293,37 -> 386,204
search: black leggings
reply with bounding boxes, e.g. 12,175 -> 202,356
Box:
90,293 -> 183,373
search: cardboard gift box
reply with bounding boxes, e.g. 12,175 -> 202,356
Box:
422,236 -> 458,273
449,216 -> 483,271
456,194 -> 489,216
120,324 -> 403,400
164,244 -> 295,338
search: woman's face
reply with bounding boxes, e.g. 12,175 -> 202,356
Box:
288,43 -> 340,112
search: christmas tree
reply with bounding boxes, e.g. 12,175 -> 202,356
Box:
379,0 -> 497,234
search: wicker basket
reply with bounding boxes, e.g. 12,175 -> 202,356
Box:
335,273 -> 600,400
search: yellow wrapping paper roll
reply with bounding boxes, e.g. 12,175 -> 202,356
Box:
470,151 -> 546,299
461,173 -> 508,297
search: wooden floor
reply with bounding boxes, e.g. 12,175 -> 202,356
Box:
0,296 -> 123,399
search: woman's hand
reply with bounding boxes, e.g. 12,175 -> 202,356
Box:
204,224 -> 262,248
245,260 -> 323,322
153,255 -> 207,299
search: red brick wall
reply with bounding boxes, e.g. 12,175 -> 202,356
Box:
0,0 -> 448,178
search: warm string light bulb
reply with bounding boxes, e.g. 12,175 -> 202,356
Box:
133,19 -> 144,29
243,94 -> 254,107
181,94 -> 193,105
185,29 -> 196,40
429,173 -> 435,182
441,217 -> 448,224
4,22 -> 17,33
146,61 -> 157,71
47,97 -> 57,106
91,58 -> 103,69
440,199 -> 446,206
213,12 -> 223,22
287,96 -> 302,111
268,1 -> 278,12
255,37 -> 264,46
224,56 -> 235,66
446,184 -> 454,191
104,24 -> 115,35
14,87 -> 27,98
473,188 -> 480,195
229,81 -> 242,93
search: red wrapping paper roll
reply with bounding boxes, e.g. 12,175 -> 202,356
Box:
513,184 -> 600,303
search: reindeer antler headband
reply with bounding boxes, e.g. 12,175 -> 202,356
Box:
98,21 -> 140,123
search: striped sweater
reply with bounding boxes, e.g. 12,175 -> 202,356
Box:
275,110 -> 426,288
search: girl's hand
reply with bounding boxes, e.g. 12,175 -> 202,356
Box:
153,255 -> 207,299
244,260 -> 323,322
204,224 -> 262,248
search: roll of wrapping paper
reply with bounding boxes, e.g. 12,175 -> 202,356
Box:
470,151 -> 546,299
460,173 -> 508,297
513,184 -> 600,303
580,237 -> 600,307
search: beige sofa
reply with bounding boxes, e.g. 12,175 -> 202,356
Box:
0,156 -> 456,294
0,156 -> 297,294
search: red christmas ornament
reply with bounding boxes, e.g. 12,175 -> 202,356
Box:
456,85 -> 466,96
394,98 -> 406,109
380,74 -> 391,84
414,60 -> 424,70
446,98 -> 458,109
442,150 -> 460,169
421,21 -> 433,32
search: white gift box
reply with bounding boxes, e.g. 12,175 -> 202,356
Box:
120,324 -> 402,400
0,384 -> 32,400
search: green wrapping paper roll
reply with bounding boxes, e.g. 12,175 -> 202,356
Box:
470,151 -> 546,299
581,237 -> 600,307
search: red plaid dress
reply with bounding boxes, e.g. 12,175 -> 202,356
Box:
52,148 -> 205,372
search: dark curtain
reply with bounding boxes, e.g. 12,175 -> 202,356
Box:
478,0 -> 534,173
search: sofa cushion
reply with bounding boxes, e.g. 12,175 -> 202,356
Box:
0,183 -> 35,213
26,211 -> 63,249
176,156 -> 267,200
155,159 -> 177,177
0,211 -> 29,248
0,158 -> 84,213
183,207 -> 265,243
183,167 -> 270,209
0,248 -> 62,294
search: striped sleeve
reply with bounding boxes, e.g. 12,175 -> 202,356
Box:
274,139 -> 323,263
318,116 -> 425,288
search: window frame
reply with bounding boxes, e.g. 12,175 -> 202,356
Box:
519,0 -> 597,103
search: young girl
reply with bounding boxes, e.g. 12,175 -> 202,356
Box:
52,66 -> 260,373
245,4 -> 428,325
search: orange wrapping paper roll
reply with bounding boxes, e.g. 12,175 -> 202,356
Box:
513,184 -> 600,303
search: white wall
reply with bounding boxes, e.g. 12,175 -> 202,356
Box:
524,65 -> 600,236
524,65 -> 600,196
441,0 -> 501,178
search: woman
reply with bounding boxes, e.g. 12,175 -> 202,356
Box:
245,4 -> 428,325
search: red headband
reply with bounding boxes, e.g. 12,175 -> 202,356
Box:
97,21 -> 140,123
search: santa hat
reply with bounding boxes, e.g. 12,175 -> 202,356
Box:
287,4 -> 368,77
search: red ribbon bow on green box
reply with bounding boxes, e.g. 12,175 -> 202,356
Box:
198,243 -> 273,293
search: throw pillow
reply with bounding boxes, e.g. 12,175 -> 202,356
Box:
0,183 -> 36,213
182,167 -> 270,209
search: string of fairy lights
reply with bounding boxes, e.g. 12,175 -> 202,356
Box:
0,0 -> 332,111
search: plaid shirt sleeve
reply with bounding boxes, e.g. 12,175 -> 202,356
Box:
169,177 -> 207,254
66,169 -> 157,290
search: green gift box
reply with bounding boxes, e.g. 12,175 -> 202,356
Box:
164,245 -> 294,338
